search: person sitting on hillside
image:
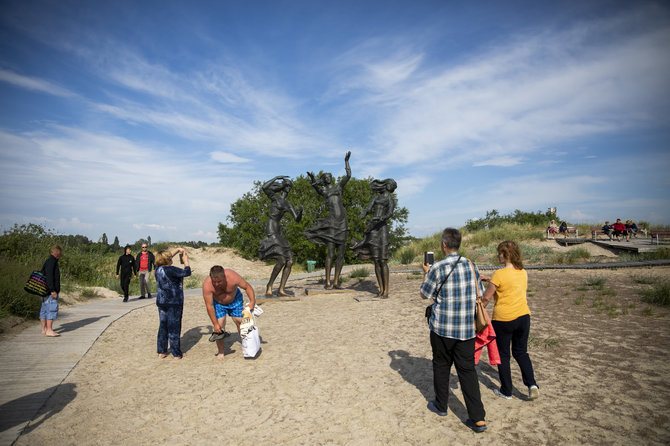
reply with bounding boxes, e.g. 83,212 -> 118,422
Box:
602,221 -> 614,241
612,219 -> 628,241
547,220 -> 558,237
558,222 -> 569,238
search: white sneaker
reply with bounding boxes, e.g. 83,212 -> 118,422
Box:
493,388 -> 512,400
529,385 -> 539,400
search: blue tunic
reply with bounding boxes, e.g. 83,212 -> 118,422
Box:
155,265 -> 191,306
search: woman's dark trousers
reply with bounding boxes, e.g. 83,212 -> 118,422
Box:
491,314 -> 537,396
157,305 -> 183,357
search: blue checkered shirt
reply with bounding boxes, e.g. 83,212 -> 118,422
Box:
420,254 -> 484,340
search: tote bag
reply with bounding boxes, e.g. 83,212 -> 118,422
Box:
24,271 -> 48,296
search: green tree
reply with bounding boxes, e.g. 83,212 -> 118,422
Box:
112,236 -> 120,251
218,174 -> 409,265
100,233 -> 108,246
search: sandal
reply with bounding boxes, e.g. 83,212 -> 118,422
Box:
209,331 -> 230,342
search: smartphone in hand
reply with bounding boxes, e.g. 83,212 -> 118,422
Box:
424,251 -> 434,265
179,253 -> 184,264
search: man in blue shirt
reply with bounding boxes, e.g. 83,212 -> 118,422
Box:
420,228 -> 487,433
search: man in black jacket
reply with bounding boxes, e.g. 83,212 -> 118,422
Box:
135,243 -> 155,299
116,245 -> 137,302
40,245 -> 62,337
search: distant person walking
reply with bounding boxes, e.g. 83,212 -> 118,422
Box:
116,245 -> 137,302
40,245 -> 62,337
480,241 -> 539,401
155,248 -> 191,359
136,243 -> 155,299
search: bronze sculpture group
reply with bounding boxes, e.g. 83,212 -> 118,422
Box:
259,152 -> 397,298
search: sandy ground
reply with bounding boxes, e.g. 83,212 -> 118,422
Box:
12,245 -> 670,446
178,246 -> 278,282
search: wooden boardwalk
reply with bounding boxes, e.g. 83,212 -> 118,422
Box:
0,293 -> 173,446
548,236 -> 666,253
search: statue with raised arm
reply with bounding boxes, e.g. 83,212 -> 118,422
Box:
352,178 -> 397,298
259,176 -> 303,296
303,151 -> 351,289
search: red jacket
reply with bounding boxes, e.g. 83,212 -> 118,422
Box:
475,312 -> 500,365
612,222 -> 626,232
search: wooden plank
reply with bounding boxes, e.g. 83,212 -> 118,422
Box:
354,296 -> 382,302
304,288 -> 352,295
255,297 -> 301,304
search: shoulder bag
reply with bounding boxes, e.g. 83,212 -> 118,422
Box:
24,270 -> 48,296
468,261 -> 489,333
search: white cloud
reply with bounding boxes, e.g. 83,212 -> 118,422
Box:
210,151 -> 251,164
473,157 -> 524,167
335,11 -> 670,184
0,69 -> 75,97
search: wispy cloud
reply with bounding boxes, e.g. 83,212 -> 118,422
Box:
0,69 -> 75,97
210,152 -> 251,164
0,126 -> 258,242
332,11 -> 670,179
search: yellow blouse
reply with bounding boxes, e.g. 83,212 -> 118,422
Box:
490,267 -> 531,322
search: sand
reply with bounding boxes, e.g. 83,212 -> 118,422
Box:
7,241 -> 670,445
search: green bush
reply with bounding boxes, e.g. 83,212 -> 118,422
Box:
350,267 -> 370,278
585,276 -> 606,288
551,248 -> 591,264
641,281 -> 670,306
0,258 -> 42,319
397,247 -> 418,265
464,209 -> 558,232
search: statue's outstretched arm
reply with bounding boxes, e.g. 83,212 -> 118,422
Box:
341,151 -> 352,187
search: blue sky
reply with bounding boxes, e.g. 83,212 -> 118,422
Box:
1,1 -> 669,245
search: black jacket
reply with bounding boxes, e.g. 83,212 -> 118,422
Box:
116,254 -> 137,276
41,255 -> 60,294
135,250 -> 156,272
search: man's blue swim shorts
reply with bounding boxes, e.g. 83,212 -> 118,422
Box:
214,288 -> 244,319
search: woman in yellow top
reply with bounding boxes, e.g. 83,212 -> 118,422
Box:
481,241 -> 539,400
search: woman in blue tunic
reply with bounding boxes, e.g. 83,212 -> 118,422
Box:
259,175 -> 303,296
352,178 -> 396,297
154,248 -> 191,359
303,151 -> 351,289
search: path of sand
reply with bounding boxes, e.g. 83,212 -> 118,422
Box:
10,240 -> 670,445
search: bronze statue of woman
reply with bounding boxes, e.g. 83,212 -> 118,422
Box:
303,151 -> 351,289
351,178 -> 397,298
259,176 -> 303,296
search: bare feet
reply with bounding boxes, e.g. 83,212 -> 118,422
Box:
45,331 -> 60,337
277,289 -> 294,297
174,353 -> 186,360
158,353 -> 169,359
216,353 -> 225,361
265,287 -> 273,297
